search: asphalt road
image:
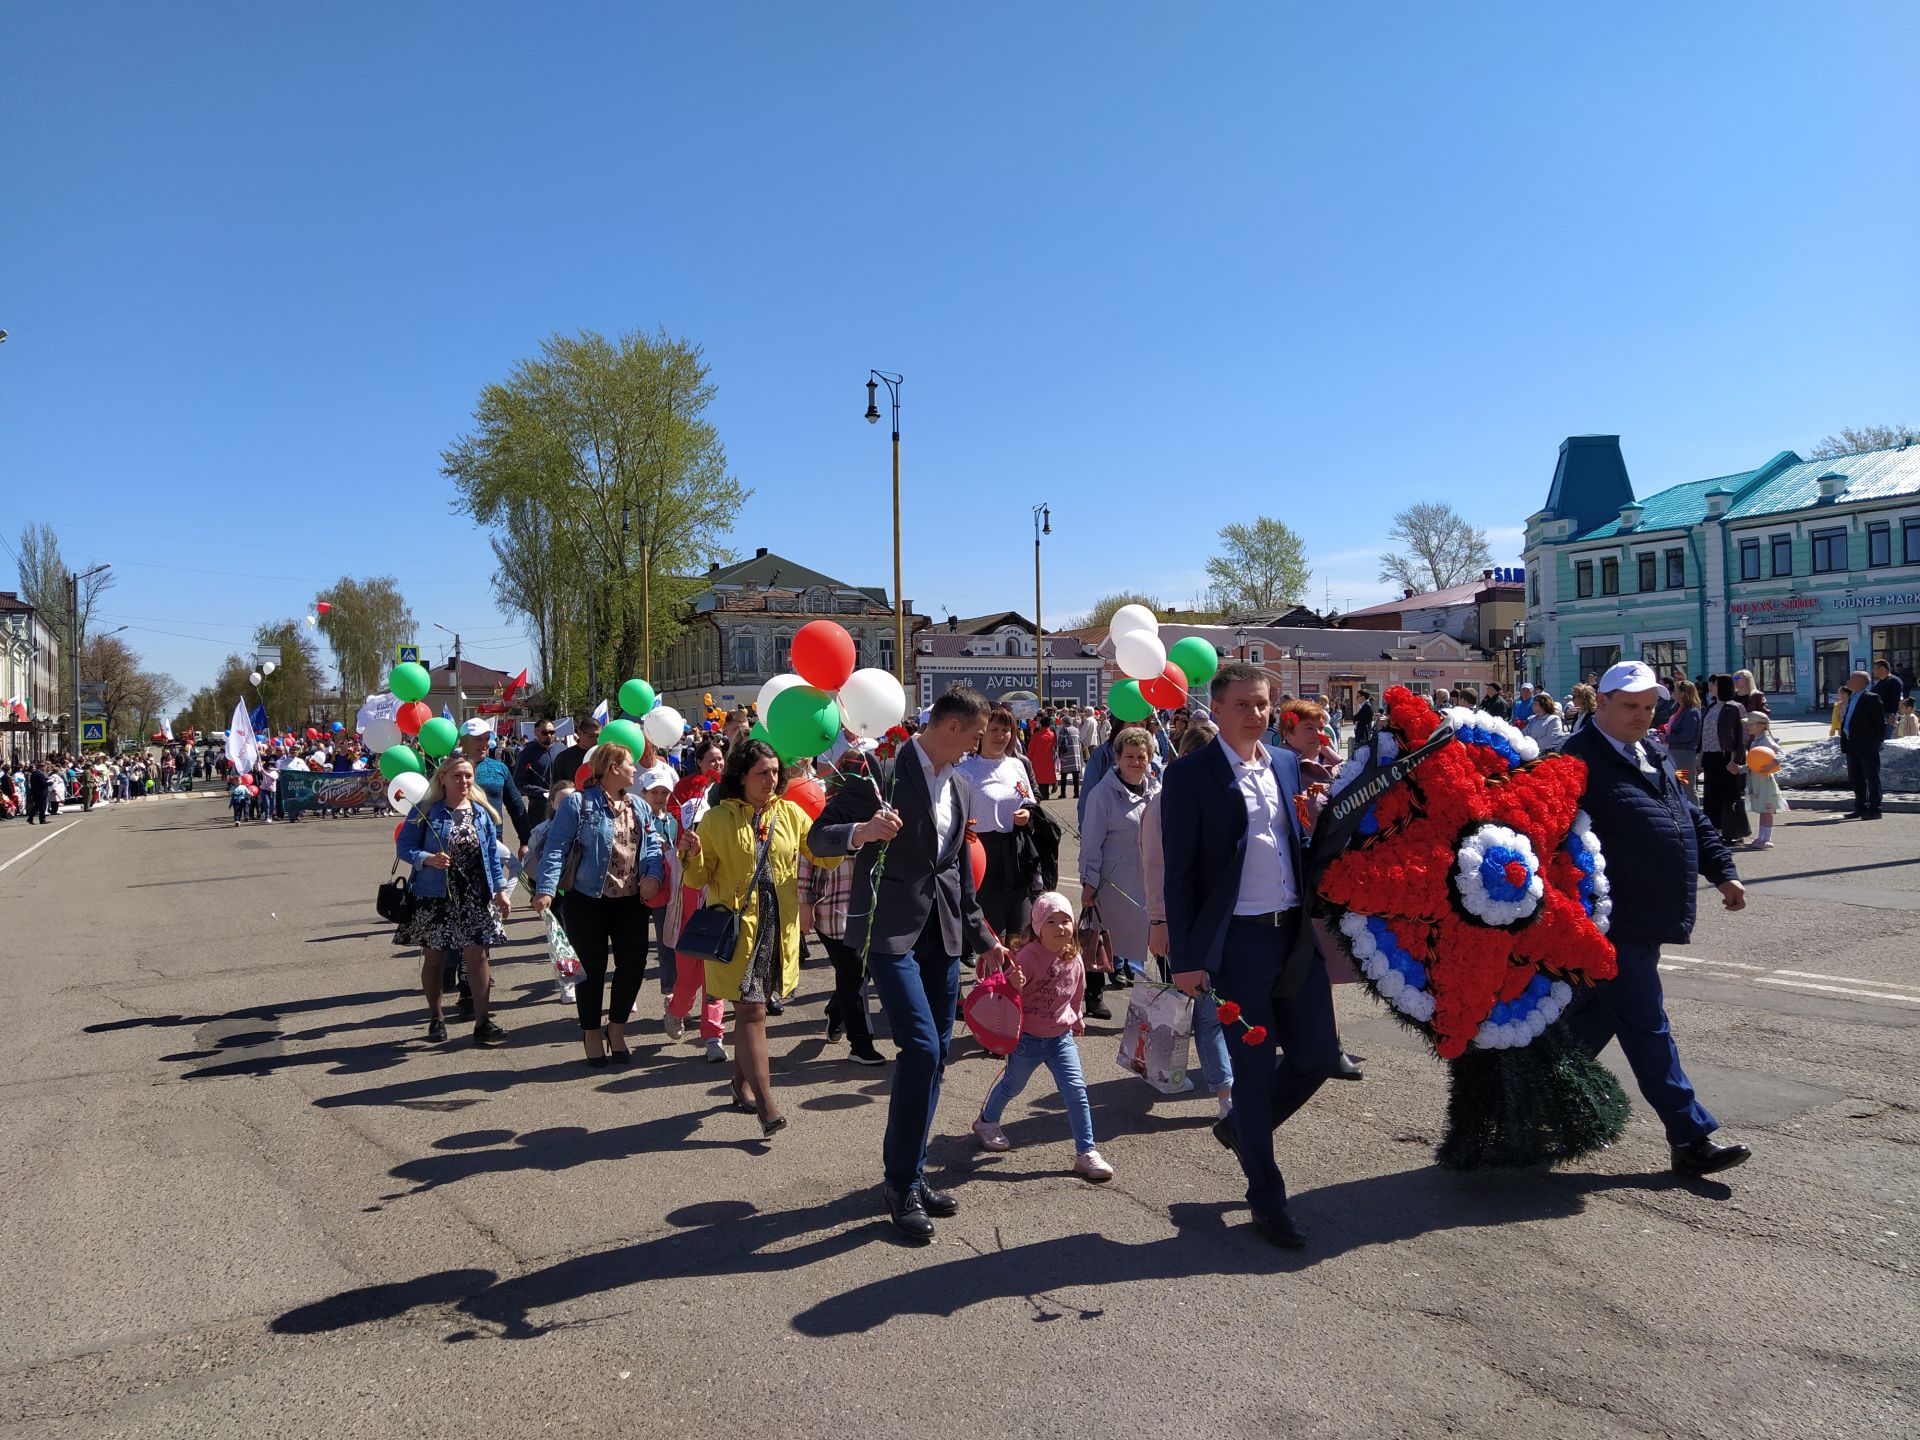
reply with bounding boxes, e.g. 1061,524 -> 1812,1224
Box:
0,792 -> 1914,1439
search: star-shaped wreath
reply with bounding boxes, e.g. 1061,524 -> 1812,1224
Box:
1317,687 -> 1617,1061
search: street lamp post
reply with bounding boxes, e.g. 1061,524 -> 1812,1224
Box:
69,562 -> 110,753
865,370 -> 906,682
1235,627 -> 1248,662
433,622 -> 463,722
622,505 -> 653,681
1032,503 -> 1051,701
1290,644 -> 1305,697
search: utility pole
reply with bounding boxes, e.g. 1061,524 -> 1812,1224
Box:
69,562 -> 110,753
434,622 -> 463,722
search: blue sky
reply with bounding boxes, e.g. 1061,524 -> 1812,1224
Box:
4,2 -> 1916,699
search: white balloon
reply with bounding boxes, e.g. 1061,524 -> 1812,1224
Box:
839,667 -> 907,739
387,771 -> 429,813
1114,629 -> 1168,682
758,672 -> 806,714
642,705 -> 686,749
261,661 -> 276,675
248,671 -> 263,686
1108,603 -> 1159,640
362,716 -> 404,752
304,614 -> 317,626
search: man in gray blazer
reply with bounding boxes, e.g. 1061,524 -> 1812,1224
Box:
810,685 -> 1010,1240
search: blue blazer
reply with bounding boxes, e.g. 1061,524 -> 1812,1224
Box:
1161,739 -> 1307,980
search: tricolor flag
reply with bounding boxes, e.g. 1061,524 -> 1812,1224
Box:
161,718 -> 174,741
591,698 -> 610,725
7,697 -> 26,723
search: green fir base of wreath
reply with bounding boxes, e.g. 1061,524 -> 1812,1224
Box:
1436,1018 -> 1630,1170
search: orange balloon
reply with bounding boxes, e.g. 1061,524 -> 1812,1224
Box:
1746,748 -> 1781,776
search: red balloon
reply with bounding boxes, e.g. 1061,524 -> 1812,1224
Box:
576,762 -> 593,789
790,620 -> 857,692
394,819 -> 406,843
395,701 -> 432,736
786,775 -> 826,820
966,830 -> 987,891
316,601 -> 331,614
1140,661 -> 1189,711
305,727 -> 320,740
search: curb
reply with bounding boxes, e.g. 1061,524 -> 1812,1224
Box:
1778,792 -> 1920,815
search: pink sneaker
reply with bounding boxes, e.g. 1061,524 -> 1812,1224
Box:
971,1119 -> 1010,1152
1073,1149 -> 1114,1182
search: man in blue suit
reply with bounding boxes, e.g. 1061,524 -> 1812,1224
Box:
1562,661 -> 1751,1176
1164,663 -> 1339,1248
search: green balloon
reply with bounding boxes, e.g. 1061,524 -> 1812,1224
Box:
765,684 -> 841,762
599,717 -> 646,760
749,721 -> 774,748
618,678 -> 657,717
1168,635 -> 1220,687
418,716 -> 458,759
378,745 -> 423,781
1108,679 -> 1153,723
388,662 -> 432,703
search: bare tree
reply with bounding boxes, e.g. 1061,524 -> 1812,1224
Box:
15,522 -> 115,691
1379,502 -> 1493,594
1808,424 -> 1916,459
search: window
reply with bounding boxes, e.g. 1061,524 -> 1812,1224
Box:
1868,523 -> 1891,568
1575,562 -> 1594,598
1577,645 -> 1620,680
1810,527 -> 1848,574
1873,625 -> 1917,688
1600,558 -> 1620,596
1642,640 -> 1688,676
732,631 -> 757,675
1637,553 -> 1657,592
1744,632 -> 1795,694
1770,534 -> 1793,577
774,632 -> 793,671
1528,570 -> 1539,606
1740,539 -> 1761,580
876,634 -> 895,677
1906,520 -> 1920,566
1665,549 -> 1685,588
1248,644 -> 1265,664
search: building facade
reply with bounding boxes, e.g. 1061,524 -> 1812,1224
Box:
1522,435 -> 1920,710
1,591 -> 61,762
657,548 -> 930,713
913,613 -> 1106,715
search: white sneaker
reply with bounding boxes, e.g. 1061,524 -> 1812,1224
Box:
971,1119 -> 1011,1152
663,1011 -> 686,1041
1073,1149 -> 1115,1182
704,1038 -> 728,1063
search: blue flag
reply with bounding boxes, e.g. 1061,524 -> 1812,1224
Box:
250,703 -> 269,738
441,703 -> 454,720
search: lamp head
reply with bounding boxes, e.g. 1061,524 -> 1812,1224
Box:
865,379 -> 881,424
1041,505 -> 1052,535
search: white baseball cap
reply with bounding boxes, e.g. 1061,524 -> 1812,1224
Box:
1598,660 -> 1671,701
460,718 -> 494,738
639,763 -> 678,793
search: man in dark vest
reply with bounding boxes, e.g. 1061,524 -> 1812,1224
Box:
1562,661 -> 1751,1176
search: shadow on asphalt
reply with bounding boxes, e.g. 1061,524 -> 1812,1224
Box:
82,987 -> 417,1034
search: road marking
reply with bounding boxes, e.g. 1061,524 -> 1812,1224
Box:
0,818 -> 83,874
1753,978 -> 1920,1006
1770,968 -> 1920,994
1662,953 -> 1766,970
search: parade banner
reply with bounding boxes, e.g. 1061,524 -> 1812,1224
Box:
278,768 -> 388,815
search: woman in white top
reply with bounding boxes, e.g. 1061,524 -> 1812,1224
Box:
956,704 -> 1037,939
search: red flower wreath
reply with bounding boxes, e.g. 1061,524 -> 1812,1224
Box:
1317,687 -> 1617,1060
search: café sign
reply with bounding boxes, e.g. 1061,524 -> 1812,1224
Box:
1733,588 -> 1920,618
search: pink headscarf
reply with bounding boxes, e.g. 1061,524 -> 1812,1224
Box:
1031,890 -> 1074,929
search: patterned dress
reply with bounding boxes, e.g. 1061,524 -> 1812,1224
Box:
738,828 -> 780,1005
398,810 -> 506,951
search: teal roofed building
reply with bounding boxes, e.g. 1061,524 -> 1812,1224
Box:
1520,435 -> 1920,711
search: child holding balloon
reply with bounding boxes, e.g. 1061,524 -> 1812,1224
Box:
1737,713 -> 1787,850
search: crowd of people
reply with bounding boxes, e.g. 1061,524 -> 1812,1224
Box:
375,652 -> 1759,1249
2,746 -> 199,822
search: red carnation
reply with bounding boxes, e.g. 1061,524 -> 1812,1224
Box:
1215,1000 -> 1242,1025
1242,1025 -> 1269,1046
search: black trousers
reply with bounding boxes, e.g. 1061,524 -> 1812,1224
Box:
817,932 -> 875,1049
1058,768 -> 1081,798
563,890 -> 650,1031
975,830 -> 1034,943
1846,744 -> 1883,814
1700,752 -> 1748,839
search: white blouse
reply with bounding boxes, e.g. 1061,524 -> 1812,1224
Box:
956,753 -> 1032,834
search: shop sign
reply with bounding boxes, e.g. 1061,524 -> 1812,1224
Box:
1733,588 -> 1920,618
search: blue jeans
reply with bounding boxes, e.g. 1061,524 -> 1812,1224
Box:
867,929 -> 961,1194
980,1032 -> 1096,1153
1192,991 -> 1234,1094
1216,912 -> 1339,1216
1566,941 -> 1716,1145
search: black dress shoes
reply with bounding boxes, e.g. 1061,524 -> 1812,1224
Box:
1843,811 -> 1866,819
1331,1051 -> 1365,1081
1212,1114 -> 1240,1156
916,1181 -> 959,1217
1672,1136 -> 1751,1175
884,1184 -> 935,1241
1252,1208 -> 1306,1249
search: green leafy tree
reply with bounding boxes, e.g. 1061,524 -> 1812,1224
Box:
1205,517 -> 1311,616
251,619 -> 325,734
443,329 -> 748,714
315,575 -> 415,702
1378,502 -> 1494,594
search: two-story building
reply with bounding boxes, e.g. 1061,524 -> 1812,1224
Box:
1522,434 -> 1920,709
912,613 -> 1107,715
1,590 -> 61,762
657,548 -> 931,713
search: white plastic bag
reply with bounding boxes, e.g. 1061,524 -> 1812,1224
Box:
1115,984 -> 1194,1094
546,910 -> 584,984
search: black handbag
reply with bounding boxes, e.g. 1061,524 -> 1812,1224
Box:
676,823 -> 772,966
376,872 -> 418,926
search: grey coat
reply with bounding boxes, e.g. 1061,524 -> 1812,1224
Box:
1079,766 -> 1157,964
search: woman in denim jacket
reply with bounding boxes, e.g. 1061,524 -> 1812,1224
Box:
395,757 -> 513,1047
532,741 -> 666,1066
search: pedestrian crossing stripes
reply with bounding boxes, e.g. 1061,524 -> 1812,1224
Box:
1659,951 -> 1920,1008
